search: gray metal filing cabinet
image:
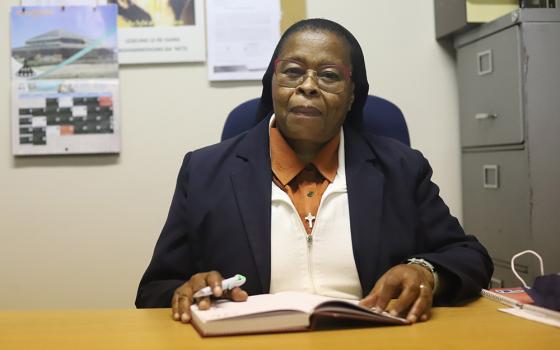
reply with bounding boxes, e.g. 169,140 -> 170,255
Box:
454,9 -> 560,288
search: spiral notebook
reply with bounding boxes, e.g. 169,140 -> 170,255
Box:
481,288 -> 560,328
480,287 -> 534,306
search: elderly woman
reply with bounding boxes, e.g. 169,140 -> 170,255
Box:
135,18 -> 493,324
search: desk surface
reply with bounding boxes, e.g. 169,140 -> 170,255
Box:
0,298 -> 558,350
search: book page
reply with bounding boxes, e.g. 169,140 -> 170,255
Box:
191,292 -> 345,323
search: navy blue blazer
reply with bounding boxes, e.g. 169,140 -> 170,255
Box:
136,118 -> 493,308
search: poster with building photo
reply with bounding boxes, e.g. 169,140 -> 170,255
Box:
110,0 -> 206,64
10,5 -> 120,156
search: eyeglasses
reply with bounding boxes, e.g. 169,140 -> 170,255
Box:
274,59 -> 352,94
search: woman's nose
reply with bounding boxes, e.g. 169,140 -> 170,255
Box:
296,71 -> 320,96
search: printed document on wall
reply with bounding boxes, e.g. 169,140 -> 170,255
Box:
10,5 -> 120,156
113,0 -> 206,64
206,0 -> 281,81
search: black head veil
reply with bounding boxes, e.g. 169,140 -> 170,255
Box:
255,18 -> 369,130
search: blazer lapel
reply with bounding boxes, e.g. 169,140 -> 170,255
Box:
230,119 -> 272,293
344,126 -> 385,296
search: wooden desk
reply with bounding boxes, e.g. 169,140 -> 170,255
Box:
0,298 -> 558,350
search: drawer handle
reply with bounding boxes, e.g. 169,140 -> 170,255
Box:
477,49 -> 493,75
490,277 -> 504,289
475,113 -> 497,120
483,165 -> 499,189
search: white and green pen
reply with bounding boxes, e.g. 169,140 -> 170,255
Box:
192,274 -> 246,298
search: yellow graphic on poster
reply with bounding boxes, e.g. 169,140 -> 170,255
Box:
110,0 -> 205,64
109,0 -> 195,27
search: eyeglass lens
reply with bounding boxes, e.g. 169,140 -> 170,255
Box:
275,60 -> 349,93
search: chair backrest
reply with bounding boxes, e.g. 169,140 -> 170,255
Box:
221,95 -> 410,146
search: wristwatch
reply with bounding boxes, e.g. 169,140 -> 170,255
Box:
407,258 -> 439,293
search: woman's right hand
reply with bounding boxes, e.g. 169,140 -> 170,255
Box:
172,271 -> 249,323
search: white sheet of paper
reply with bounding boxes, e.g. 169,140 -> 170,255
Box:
206,0 -> 281,81
499,308 -> 560,328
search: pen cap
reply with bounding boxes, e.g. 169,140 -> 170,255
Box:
223,274 -> 246,289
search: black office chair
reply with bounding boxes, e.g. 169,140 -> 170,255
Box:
221,95 -> 410,146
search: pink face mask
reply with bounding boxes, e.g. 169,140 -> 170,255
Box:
511,250 -> 560,311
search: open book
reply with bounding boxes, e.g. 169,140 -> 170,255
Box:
190,291 -> 409,337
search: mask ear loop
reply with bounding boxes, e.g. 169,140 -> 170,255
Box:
511,250 -> 544,288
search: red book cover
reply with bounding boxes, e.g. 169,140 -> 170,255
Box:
488,287 -> 534,304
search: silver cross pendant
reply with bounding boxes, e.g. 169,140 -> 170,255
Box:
304,212 -> 316,229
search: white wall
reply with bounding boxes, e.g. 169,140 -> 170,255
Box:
0,0 -> 462,309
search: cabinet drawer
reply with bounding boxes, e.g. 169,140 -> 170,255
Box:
462,150 -> 530,262
457,26 -> 524,147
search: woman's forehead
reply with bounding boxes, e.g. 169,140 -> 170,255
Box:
278,30 -> 351,65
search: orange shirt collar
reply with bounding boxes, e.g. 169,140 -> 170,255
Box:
269,120 -> 340,186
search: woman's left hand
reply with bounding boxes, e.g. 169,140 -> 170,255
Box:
359,264 -> 434,323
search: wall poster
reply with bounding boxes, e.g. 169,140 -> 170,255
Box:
10,5 -> 121,156
109,0 -> 206,64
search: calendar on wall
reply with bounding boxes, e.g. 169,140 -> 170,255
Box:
10,5 -> 120,156
12,80 -> 120,155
